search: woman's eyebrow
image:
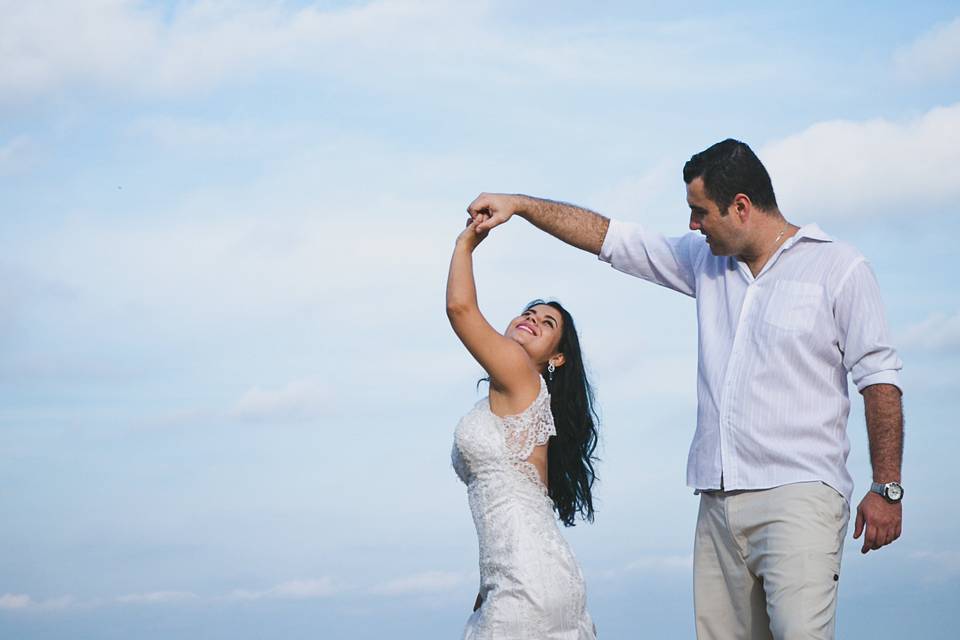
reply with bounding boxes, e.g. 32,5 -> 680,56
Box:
526,307 -> 558,327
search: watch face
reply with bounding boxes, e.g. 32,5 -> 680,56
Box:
887,483 -> 903,501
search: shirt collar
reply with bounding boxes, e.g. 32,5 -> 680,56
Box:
790,223 -> 833,244
733,223 -> 833,278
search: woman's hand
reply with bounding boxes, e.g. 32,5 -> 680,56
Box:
456,214 -> 490,252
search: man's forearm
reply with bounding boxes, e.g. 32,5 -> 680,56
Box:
514,196 -> 610,255
862,383 -> 904,482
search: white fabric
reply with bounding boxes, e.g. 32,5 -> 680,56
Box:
693,482 -> 849,640
452,377 -> 596,639
599,221 -> 902,502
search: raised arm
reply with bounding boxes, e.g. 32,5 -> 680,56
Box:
446,218 -> 541,402
467,193 -> 610,255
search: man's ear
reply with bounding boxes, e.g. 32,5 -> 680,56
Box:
733,193 -> 752,222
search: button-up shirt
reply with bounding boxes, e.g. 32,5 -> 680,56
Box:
599,220 -> 902,502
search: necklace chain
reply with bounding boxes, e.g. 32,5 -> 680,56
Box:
771,221 -> 790,250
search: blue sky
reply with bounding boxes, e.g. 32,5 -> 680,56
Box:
2,1 -> 959,638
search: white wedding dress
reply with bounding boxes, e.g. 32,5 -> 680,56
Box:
452,377 -> 596,639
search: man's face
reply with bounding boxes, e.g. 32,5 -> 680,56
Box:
685,177 -> 743,256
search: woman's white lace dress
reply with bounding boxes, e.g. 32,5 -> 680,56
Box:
452,377 -> 596,639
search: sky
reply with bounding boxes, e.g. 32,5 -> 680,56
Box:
1,1 -> 959,638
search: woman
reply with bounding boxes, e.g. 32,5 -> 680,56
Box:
447,216 -> 599,639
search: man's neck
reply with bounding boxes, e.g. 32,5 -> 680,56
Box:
739,214 -> 794,277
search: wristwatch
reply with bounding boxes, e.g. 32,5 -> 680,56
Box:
870,481 -> 904,503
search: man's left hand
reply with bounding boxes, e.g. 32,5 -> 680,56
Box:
853,491 -> 902,554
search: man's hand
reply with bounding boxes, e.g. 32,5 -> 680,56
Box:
467,193 -> 524,233
853,491 -> 902,554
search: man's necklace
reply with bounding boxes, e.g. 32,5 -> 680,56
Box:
770,221 -> 791,250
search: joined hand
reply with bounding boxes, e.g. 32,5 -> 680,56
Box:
467,192 -> 521,233
456,215 -> 490,250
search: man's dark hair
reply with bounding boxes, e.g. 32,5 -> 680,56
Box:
683,139 -> 778,214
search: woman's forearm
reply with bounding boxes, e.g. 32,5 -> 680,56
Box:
446,240 -> 479,316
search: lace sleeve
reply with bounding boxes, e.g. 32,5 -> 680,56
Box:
501,379 -> 556,463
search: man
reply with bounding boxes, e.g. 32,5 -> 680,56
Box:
465,139 -> 904,640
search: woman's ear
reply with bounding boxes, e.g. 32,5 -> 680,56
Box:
551,353 -> 566,369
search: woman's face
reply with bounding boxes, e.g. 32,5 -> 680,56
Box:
505,304 -> 564,370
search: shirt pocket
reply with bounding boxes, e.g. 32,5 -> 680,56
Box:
763,280 -> 824,333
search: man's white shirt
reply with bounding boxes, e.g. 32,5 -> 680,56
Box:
599,220 -> 902,503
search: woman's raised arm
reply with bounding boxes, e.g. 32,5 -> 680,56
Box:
445,219 -> 540,401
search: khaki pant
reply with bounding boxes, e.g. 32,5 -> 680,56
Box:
694,482 -> 849,640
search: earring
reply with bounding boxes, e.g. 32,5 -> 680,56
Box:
547,361 -> 555,382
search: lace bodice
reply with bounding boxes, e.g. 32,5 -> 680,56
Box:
452,376 -> 556,493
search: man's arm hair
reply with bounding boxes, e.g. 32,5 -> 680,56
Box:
861,383 -> 904,482
854,382 -> 904,554
514,196 -> 610,255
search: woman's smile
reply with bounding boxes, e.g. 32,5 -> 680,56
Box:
516,322 -> 537,336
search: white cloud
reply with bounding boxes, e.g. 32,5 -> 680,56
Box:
589,103 -> 960,227
898,312 -> 960,353
0,581 -> 337,612
226,578 -> 337,601
894,17 -> 960,82
0,0 -> 156,99
0,593 -> 32,609
231,378 -> 333,423
370,570 -> 467,596
115,590 -> 197,605
0,574 -> 468,613
761,102 -> 960,219
0,593 -> 78,611
35,595 -> 77,611
0,1 -> 773,103
0,0 -> 485,100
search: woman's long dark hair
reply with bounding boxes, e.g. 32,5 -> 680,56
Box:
528,299 -> 599,527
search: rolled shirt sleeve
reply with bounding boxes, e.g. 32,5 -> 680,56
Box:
833,259 -> 903,392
